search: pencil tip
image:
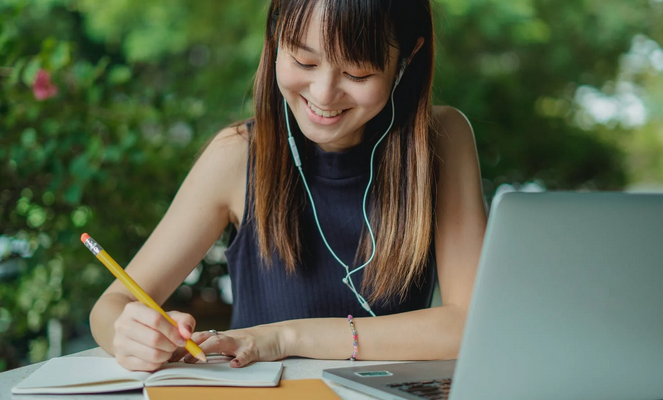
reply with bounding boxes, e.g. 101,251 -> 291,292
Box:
196,353 -> 208,363
80,233 -> 90,243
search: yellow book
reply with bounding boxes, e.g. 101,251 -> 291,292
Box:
145,379 -> 342,400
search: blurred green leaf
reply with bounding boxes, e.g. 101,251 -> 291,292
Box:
49,42 -> 71,70
107,65 -> 132,85
20,128 -> 37,148
513,19 -> 551,43
8,58 -> 27,86
64,184 -> 82,205
21,57 -> 40,86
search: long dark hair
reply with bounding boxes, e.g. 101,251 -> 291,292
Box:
251,0 -> 436,304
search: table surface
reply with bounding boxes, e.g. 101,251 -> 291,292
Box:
0,347 -> 405,400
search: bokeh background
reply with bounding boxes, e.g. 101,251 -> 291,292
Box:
1,0 -> 662,371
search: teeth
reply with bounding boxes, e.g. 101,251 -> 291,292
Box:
307,100 -> 344,118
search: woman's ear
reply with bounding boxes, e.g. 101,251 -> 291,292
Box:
407,37 -> 425,66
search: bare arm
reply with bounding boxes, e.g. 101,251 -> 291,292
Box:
189,106 -> 487,365
89,126 -> 248,369
280,306 -> 466,360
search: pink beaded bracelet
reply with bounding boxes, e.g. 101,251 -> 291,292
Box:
347,314 -> 358,361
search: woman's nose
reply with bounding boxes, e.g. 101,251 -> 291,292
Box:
309,72 -> 342,108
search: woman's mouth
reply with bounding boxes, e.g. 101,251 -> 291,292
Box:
306,100 -> 348,118
301,96 -> 349,126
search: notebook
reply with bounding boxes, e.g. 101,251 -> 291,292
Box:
12,355 -> 283,395
324,192 -> 663,400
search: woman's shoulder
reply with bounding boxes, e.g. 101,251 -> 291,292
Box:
430,105 -> 474,144
211,120 -> 251,149
430,105 -> 477,160
200,120 -> 251,166
191,121 -> 251,218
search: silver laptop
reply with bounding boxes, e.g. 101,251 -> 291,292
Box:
324,192 -> 663,400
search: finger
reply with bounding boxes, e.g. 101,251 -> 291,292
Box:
180,331 -> 217,363
167,331 -> 214,362
168,311 -> 196,340
116,337 -> 173,367
190,330 -> 215,344
116,354 -> 164,372
168,348 -> 188,363
231,350 -> 253,368
115,317 -> 181,353
124,303 -> 187,348
183,332 -> 238,363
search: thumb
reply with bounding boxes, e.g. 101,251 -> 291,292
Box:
168,311 -> 195,340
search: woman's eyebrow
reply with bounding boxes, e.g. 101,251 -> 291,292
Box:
292,41 -> 318,55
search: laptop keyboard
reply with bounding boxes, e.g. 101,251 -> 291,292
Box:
388,378 -> 453,400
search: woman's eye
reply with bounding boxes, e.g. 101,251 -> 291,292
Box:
345,73 -> 372,82
291,56 -> 372,82
293,58 -> 315,69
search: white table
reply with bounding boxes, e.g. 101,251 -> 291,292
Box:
0,347 -> 404,400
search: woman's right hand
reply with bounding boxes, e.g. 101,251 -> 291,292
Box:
112,301 -> 196,371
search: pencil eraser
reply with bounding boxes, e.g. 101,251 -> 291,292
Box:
81,233 -> 90,243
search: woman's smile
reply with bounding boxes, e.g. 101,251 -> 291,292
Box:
302,95 -> 350,126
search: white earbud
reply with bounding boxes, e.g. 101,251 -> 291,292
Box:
394,59 -> 407,87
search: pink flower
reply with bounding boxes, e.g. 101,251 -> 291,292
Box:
33,69 -> 58,101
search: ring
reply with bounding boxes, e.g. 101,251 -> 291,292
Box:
208,329 -> 218,336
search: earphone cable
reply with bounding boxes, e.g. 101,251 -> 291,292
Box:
282,79 -> 399,317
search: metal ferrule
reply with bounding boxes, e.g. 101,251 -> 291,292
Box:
83,237 -> 103,255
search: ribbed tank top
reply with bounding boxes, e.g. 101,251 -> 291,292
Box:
224,123 -> 437,329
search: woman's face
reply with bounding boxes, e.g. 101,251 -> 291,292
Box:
275,8 -> 401,152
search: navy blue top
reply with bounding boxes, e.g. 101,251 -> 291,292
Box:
224,124 -> 437,329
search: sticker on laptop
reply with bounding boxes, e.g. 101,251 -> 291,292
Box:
354,371 -> 394,377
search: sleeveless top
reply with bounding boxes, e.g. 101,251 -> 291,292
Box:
224,123 -> 437,329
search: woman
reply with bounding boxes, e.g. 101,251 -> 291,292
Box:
90,0 -> 487,371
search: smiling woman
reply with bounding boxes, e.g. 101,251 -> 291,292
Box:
89,0 -> 487,372
254,0 -> 437,291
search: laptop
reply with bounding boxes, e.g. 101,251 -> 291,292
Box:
323,192 -> 663,400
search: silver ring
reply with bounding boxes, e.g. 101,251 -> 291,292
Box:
208,329 -> 218,336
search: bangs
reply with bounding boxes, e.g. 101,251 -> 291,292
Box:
278,0 -> 394,70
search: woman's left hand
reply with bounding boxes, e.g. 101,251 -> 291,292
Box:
170,324 -> 290,368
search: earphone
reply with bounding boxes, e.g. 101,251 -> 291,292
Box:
395,59 -> 407,86
281,53 -> 407,316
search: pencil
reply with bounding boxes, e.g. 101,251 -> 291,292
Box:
81,233 -> 207,363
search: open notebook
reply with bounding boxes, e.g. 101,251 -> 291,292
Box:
12,356 -> 283,395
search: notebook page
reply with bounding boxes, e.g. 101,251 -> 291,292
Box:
12,357 -> 150,394
146,358 -> 283,387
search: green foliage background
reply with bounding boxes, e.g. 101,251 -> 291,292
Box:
1,0 -> 662,370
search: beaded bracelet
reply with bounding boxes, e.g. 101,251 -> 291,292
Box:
347,314 -> 358,361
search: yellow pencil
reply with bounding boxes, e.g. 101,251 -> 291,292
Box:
81,233 -> 207,363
